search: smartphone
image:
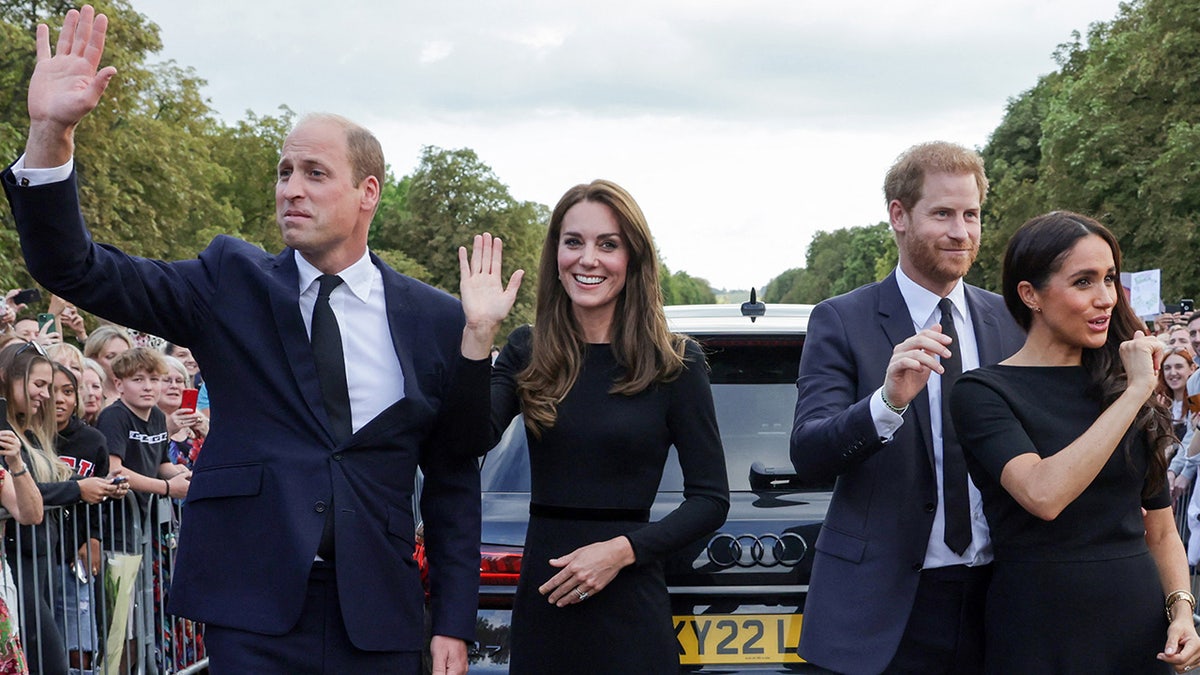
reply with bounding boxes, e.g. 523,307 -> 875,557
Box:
36,313 -> 56,331
110,476 -> 128,485
181,388 -> 199,411
0,399 -> 9,433
1182,298 -> 1195,314
11,288 -> 40,306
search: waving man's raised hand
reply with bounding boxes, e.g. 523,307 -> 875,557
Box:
26,5 -> 118,167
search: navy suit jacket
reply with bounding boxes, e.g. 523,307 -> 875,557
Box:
790,272 -> 1024,674
3,169 -> 487,651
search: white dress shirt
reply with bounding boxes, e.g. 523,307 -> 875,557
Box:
870,266 -> 992,568
295,251 -> 405,435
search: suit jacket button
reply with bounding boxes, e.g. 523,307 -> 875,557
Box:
315,501 -> 327,513
924,502 -> 935,513
333,454 -> 343,461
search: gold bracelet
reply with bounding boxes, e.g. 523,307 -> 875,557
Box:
1166,589 -> 1196,622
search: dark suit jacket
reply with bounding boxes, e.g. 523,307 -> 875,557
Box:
3,169 -> 488,652
790,272 -> 1024,674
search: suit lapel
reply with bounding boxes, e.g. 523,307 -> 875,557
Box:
965,284 -> 1002,365
266,250 -> 340,445
877,273 -> 936,472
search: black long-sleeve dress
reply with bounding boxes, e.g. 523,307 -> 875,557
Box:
491,326 -> 729,674
951,365 -> 1172,674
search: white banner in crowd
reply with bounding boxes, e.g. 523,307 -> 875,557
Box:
1126,269 -> 1161,319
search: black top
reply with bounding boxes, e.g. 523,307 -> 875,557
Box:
57,417 -> 110,548
95,400 -> 169,550
951,364 -> 1170,563
491,325 -> 729,563
58,416 -> 109,478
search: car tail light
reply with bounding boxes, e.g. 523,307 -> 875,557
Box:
480,544 -> 523,585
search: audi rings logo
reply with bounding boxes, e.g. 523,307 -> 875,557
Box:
706,532 -> 807,568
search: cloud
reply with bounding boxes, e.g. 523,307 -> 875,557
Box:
117,0 -> 1126,288
419,41 -> 455,65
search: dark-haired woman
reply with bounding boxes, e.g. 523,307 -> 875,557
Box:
479,180 -> 729,673
950,211 -> 1200,673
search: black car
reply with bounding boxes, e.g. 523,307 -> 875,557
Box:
441,303 -> 833,672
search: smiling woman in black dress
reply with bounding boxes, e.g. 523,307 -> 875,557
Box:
950,212 -> 1200,673
488,180 -> 729,674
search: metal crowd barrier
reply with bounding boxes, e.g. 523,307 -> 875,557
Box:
3,494 -> 206,675
1172,479 -> 1200,618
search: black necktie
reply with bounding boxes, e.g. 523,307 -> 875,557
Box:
312,274 -> 352,443
312,274 -> 349,561
939,297 -> 971,555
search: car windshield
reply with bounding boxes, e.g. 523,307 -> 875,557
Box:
481,334 -> 805,493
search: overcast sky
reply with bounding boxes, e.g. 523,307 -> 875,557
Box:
126,0 -> 1125,291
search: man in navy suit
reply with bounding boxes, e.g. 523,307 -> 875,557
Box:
791,142 -> 1025,674
3,6 -> 522,674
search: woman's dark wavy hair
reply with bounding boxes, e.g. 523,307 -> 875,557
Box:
1002,211 -> 1170,497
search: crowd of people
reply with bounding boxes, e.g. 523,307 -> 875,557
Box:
0,302 -> 206,674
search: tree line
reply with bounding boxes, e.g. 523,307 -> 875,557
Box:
0,0 -> 713,341
765,0 -> 1198,306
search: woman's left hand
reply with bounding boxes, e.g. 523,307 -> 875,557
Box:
1160,617 -> 1200,671
539,536 -> 636,607
458,233 -> 524,360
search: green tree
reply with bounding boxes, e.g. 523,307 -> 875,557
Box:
399,146 -> 544,336
761,222 -> 894,304
981,0 -> 1200,300
661,266 -> 716,305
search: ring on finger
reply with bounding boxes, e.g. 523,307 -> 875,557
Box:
574,587 -> 588,600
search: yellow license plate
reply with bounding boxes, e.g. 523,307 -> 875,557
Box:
674,613 -> 803,665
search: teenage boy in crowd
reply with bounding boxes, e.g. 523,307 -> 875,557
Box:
95,347 -> 190,553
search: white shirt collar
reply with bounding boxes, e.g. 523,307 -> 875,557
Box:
294,249 -> 375,303
894,265 -> 968,330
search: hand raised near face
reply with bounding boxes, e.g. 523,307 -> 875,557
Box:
1121,330 -> 1165,401
458,233 -> 524,360
882,327 -> 954,410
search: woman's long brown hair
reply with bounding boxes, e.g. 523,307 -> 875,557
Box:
518,180 -> 686,437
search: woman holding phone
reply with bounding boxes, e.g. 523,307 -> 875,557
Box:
159,355 -> 207,470
0,342 -> 123,675
51,362 -> 120,673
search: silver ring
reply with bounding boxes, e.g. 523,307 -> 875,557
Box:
574,588 -> 588,600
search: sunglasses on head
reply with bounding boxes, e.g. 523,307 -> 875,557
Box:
16,341 -> 46,358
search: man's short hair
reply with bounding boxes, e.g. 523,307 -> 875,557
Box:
884,141 -> 988,211
295,113 -> 385,188
1187,310 -> 1200,325
110,347 -> 168,380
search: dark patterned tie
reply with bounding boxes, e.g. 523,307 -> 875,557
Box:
312,274 -> 349,560
939,297 -> 971,555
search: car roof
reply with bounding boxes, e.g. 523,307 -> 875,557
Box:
664,303 -> 812,335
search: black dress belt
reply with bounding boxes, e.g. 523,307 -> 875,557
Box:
530,502 -> 650,523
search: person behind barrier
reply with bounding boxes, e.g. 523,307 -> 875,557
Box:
0,342 -> 111,675
51,363 -> 121,673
